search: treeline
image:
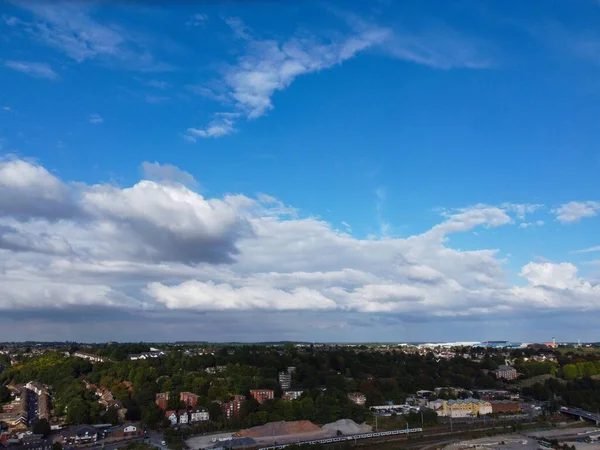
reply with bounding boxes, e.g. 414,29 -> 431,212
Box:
0,345 -> 510,430
522,377 -> 600,412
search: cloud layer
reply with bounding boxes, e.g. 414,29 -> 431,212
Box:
1,157 -> 599,339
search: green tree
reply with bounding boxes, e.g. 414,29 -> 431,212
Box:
141,402 -> 165,430
66,398 -> 91,425
52,442 -> 63,450
32,418 -> 51,438
562,364 -> 578,381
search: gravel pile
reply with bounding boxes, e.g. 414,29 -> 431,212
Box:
235,421 -> 321,438
322,419 -> 372,435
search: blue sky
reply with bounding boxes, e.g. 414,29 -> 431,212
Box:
1,0 -> 600,342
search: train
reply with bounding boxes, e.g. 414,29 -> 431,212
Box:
257,427 -> 424,450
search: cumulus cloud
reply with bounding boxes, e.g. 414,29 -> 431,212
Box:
1,157 -> 599,338
4,60 -> 58,79
0,158 -> 74,218
553,201 -> 600,223
141,161 -> 198,187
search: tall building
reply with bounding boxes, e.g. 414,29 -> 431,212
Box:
180,392 -> 199,408
250,389 -> 274,404
278,371 -> 292,390
221,395 -> 245,419
155,392 -> 169,410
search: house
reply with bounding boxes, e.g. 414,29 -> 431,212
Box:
62,425 -> 98,444
250,390 -> 274,404
180,392 -> 199,408
165,411 -> 178,426
113,424 -> 143,438
156,392 -> 169,410
178,411 -> 189,425
189,409 -> 210,422
205,365 -> 227,375
71,352 -> 107,363
492,365 -> 518,380
4,435 -> 52,450
128,351 -> 165,361
282,390 -> 304,401
347,393 -> 366,406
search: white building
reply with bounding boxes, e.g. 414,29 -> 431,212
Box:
190,409 -> 210,422
178,412 -> 189,425
166,412 -> 178,426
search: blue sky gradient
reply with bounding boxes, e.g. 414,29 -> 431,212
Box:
1,0 -> 600,342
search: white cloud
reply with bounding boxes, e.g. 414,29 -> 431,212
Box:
187,13 -> 208,27
519,220 -> 544,229
141,161 -> 198,187
381,27 -> 493,70
147,280 -> 337,311
1,157 -> 599,325
186,18 -> 390,138
9,2 -> 171,71
4,60 -> 57,79
0,158 -> 73,218
572,245 -> 600,254
145,79 -> 170,89
553,201 -> 600,223
89,114 -> 104,124
224,16 -> 252,40
185,113 -> 237,140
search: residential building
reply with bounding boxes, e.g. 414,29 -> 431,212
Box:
205,365 -> 227,375
128,351 -> 165,361
4,435 -> 52,450
278,372 -> 291,390
156,392 -> 169,410
492,365 -> 518,380
282,390 -> 304,401
180,392 -> 199,408
24,382 -> 44,397
190,409 -> 210,422
427,398 -> 492,418
165,411 -> 178,426
220,395 -> 245,419
71,352 -> 107,363
490,400 -> 521,414
178,411 -> 189,425
113,424 -> 143,438
347,393 -> 367,406
250,390 -> 274,404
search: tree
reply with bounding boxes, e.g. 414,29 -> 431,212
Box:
32,418 -> 51,438
0,385 -> 10,404
66,398 -> 91,425
562,364 -> 578,381
52,442 -> 63,450
141,402 -> 165,430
